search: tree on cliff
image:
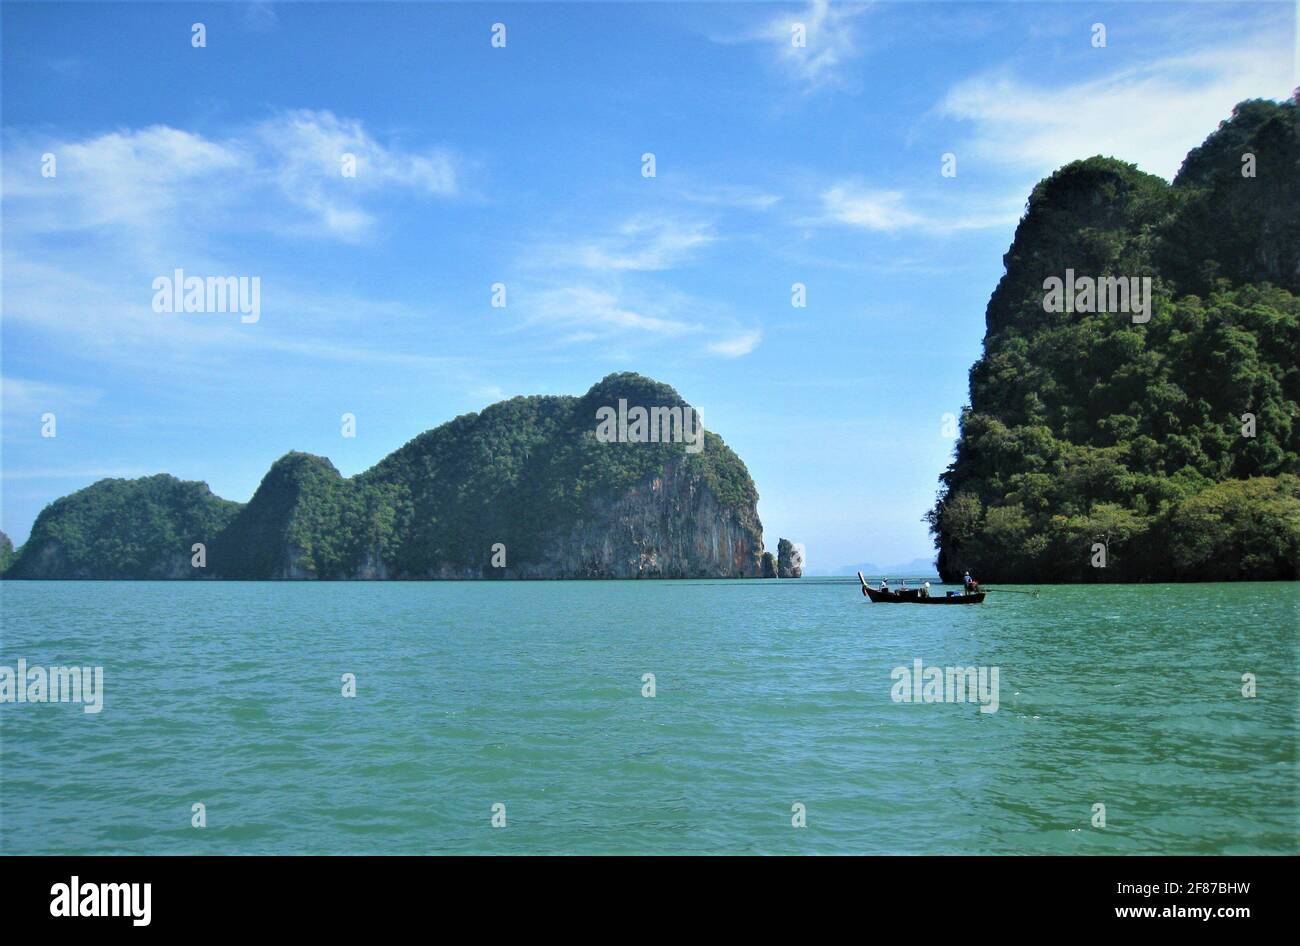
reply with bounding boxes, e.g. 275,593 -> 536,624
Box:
4,475 -> 241,580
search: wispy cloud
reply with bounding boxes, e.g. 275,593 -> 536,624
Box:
0,254 -> 466,379
677,183 -> 782,212
816,180 -> 1021,235
516,211 -> 760,357
4,110 -> 461,243
938,31 -> 1294,180
1,377 -> 105,416
543,214 -> 717,273
507,281 -> 763,360
251,110 -> 458,240
241,2 -> 279,32
5,126 -> 246,234
522,286 -> 699,340
820,185 -> 921,232
707,330 -> 763,358
716,0 -> 871,92
0,111 -> 471,383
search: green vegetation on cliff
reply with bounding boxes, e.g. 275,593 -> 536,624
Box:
359,372 -> 756,575
930,96 -> 1300,582
4,475 -> 241,579
6,374 -> 762,579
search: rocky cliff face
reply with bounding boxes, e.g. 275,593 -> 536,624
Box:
776,538 -> 804,578
5,374 -> 768,580
526,458 -> 762,578
329,458 -> 763,579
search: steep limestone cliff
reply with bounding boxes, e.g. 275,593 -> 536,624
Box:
776,538 -> 804,578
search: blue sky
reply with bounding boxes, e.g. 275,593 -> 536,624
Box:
1,1 -> 1295,571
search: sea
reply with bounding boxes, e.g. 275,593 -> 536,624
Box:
1,579 -> 1295,854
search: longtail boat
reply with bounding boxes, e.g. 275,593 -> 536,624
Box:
857,572 -> 985,605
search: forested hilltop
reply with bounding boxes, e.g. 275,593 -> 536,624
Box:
930,95 -> 1300,582
4,374 -> 767,579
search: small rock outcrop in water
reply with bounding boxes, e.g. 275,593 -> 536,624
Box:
776,538 -> 803,578
5,374 -> 771,580
760,551 -> 778,578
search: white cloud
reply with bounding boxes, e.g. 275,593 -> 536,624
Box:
556,214 -> 716,272
252,109 -> 458,240
507,280 -> 763,361
0,112 -> 472,388
816,181 -> 1021,235
721,0 -> 871,91
526,286 -> 698,338
4,110 -> 460,243
1,377 -> 104,416
4,126 -> 247,234
938,33 -> 1295,180
707,330 -> 763,358
678,184 -> 782,211
515,213 -> 755,356
820,185 -> 922,232
0,254 -> 462,381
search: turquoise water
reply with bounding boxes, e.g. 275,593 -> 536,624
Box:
1,579 -> 1295,854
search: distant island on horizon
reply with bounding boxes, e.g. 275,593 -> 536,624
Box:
814,558 -> 942,579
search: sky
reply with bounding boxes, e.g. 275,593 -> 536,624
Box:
1,1 -> 1296,572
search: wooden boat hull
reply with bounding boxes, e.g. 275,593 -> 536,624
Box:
866,588 -> 985,604
857,572 -> 985,604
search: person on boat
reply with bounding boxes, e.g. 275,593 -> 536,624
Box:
921,581 -> 931,598
880,578 -> 890,593
963,571 -> 973,594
